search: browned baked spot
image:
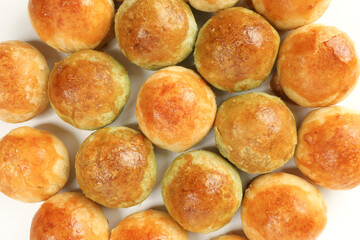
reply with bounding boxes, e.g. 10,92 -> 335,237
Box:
279,25 -> 359,105
212,235 -> 247,240
259,0 -> 322,21
195,8 -> 278,91
0,128 -> 63,201
215,93 -> 296,173
165,154 -> 238,231
116,0 -> 189,65
49,58 -> 120,127
137,69 -> 214,146
76,128 -> 153,207
0,42 -> 44,116
28,0 -> 113,51
243,185 -> 326,240
30,193 -> 107,239
298,113 -> 360,189
111,210 -> 180,240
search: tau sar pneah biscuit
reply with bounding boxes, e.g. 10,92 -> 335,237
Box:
75,127 -> 157,208
48,50 -> 130,130
0,41 -> 49,123
271,24 -> 359,107
295,106 -> 360,190
162,150 -> 242,233
0,127 -> 69,203
28,0 -> 115,53
136,66 -> 216,153
110,210 -> 188,240
115,0 -> 197,70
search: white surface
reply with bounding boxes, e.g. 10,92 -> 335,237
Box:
0,0 -> 359,239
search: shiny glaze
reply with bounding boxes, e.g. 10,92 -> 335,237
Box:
194,7 -> 279,92
273,24 -> 359,107
49,50 -> 129,130
136,66 -> 216,153
30,192 -> 109,240
110,210 -> 188,240
162,151 -> 242,233
215,93 -> 297,173
28,0 -> 114,53
0,127 -> 68,202
115,0 -> 190,69
242,173 -> 327,240
76,127 -> 156,208
0,41 -> 49,123
188,0 -> 239,12
295,106 -> 360,190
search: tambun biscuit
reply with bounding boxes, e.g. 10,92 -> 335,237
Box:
30,192 -> 109,240
48,50 -> 130,130
271,24 -> 359,107
136,66 -> 216,153
214,92 -> 297,174
241,172 -> 327,240
0,127 -> 69,203
76,127 -> 157,208
211,234 -> 247,240
187,0 -> 239,12
115,0 -> 197,70
194,7 -> 280,92
295,106 -> 360,190
28,0 -> 114,53
110,210 -> 188,240
251,0 -> 332,30
162,150 -> 242,233
0,41 -> 49,123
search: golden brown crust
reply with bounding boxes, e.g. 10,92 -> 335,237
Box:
75,127 -> 156,208
136,66 -> 216,153
272,24 -> 360,107
0,127 -> 69,203
48,50 -> 130,130
110,210 -> 188,240
214,93 -> 297,174
194,7 -> 280,92
187,0 -> 239,12
241,172 -> 327,240
252,0 -> 332,30
0,41 -> 49,123
28,0 -> 114,53
295,106 -> 360,190
30,192 -> 109,240
211,234 -> 247,240
115,0 -> 197,70
162,150 -> 242,233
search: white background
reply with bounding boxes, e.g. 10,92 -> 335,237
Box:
0,0 -> 359,239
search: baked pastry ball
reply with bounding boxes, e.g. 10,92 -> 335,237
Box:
28,0 -> 114,53
0,41 -> 49,123
76,127 -> 157,208
110,210 -> 188,240
115,0 -> 197,70
30,192 -> 109,240
295,106 -> 360,190
0,127 -> 69,203
251,0 -> 332,30
271,24 -> 360,108
241,172 -> 327,240
214,92 -> 297,174
49,50 -> 130,130
136,66 -> 216,153
187,0 -> 239,12
212,234 -> 247,240
162,150 -> 242,233
194,7 -> 280,92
